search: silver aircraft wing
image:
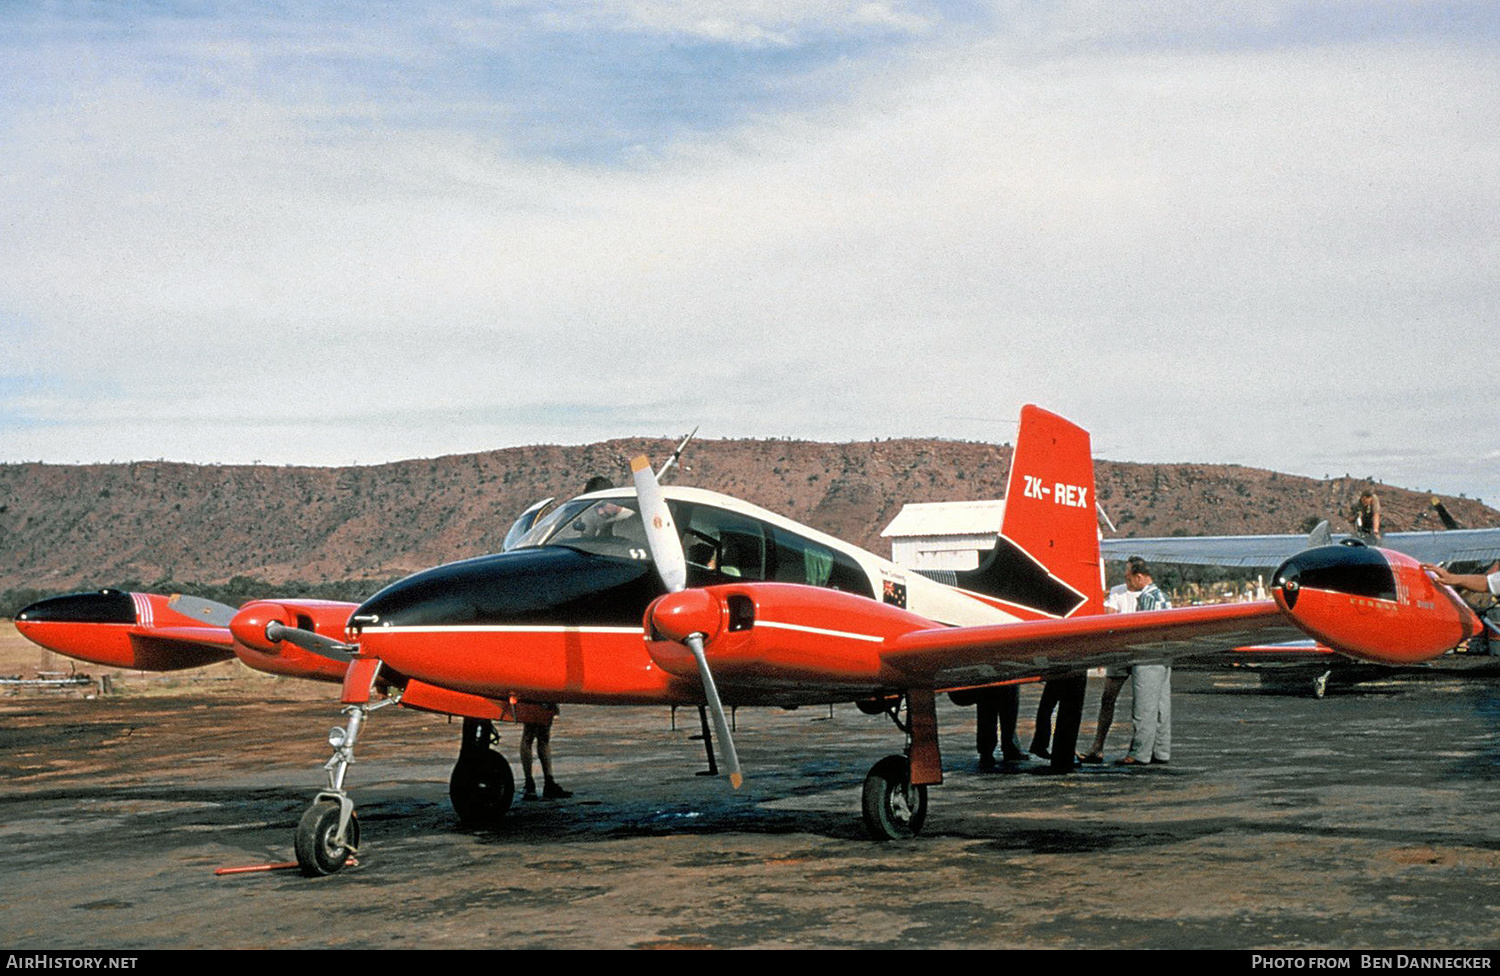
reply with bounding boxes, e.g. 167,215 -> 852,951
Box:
1101,527 -> 1500,569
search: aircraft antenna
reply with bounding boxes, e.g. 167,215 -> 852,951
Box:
657,426 -> 699,482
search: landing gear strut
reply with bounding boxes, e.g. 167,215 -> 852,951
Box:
449,718 -> 515,827
293,695 -> 397,877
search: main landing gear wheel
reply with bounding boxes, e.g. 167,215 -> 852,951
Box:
295,799 -> 359,877
449,750 -> 516,827
862,754 -> 928,840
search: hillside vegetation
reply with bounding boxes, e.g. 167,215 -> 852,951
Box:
3,438 -> 1495,603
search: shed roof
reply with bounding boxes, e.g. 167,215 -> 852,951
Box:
880,499 -> 1006,538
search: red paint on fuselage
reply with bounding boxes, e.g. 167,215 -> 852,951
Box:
356,626 -> 689,705
15,619 -> 235,671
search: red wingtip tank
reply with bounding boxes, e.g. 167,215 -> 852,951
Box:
14,590 -> 238,671
1271,543 -> 1482,665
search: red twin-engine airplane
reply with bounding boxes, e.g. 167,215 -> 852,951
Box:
14,406 -> 1485,876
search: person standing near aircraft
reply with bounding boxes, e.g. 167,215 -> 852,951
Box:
1037,674 -> 1088,774
958,685 -> 1025,768
1079,581 -> 1138,764
1027,676 -> 1087,773
1117,558 -> 1172,767
1352,489 -> 1382,539
519,702 -> 572,799
1028,681 -> 1061,760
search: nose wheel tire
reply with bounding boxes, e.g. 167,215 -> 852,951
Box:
449,750 -> 516,827
295,799 -> 359,877
862,755 -> 928,840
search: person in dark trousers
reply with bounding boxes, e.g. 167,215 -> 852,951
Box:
975,685 -> 1025,767
1030,675 -> 1087,774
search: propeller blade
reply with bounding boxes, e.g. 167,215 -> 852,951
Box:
687,634 -> 742,789
632,454 -> 743,787
631,455 -> 686,593
265,621 -> 358,663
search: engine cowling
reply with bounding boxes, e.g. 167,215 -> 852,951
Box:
228,599 -> 360,682
643,582 -> 934,690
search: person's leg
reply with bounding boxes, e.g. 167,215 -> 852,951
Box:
521,724 -> 538,796
1152,668 -> 1172,763
1083,674 -> 1126,761
999,685 -> 1024,760
1123,666 -> 1165,763
976,691 -> 999,766
534,725 -> 572,797
1030,681 -> 1060,757
1049,674 -> 1087,772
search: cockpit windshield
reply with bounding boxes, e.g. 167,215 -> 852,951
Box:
510,492 -> 871,596
510,496 -> 648,557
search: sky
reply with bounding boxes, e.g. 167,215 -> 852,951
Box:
3,2 -> 1498,507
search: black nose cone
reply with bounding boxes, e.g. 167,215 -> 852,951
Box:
350,547 -> 660,630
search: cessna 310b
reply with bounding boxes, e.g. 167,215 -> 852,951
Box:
14,406 -> 1485,876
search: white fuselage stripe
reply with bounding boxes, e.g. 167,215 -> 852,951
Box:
369,625 -> 642,635
362,621 -> 885,643
754,620 -> 885,643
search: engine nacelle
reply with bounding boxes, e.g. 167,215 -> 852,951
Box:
229,599 -> 360,682
644,582 -> 933,690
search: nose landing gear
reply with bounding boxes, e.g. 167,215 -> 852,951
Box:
293,695 -> 398,877
862,754 -> 928,840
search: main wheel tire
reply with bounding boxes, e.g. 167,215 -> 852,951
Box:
449,749 -> 515,826
861,754 -> 928,840
294,800 -> 359,877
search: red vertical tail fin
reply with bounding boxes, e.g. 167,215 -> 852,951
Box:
997,405 -> 1104,616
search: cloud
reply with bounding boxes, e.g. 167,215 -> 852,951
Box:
1,2 -> 1497,504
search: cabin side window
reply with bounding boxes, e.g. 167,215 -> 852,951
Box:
769,526 -> 872,596
680,505 -> 768,583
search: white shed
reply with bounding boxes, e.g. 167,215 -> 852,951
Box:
880,499 -> 1005,571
